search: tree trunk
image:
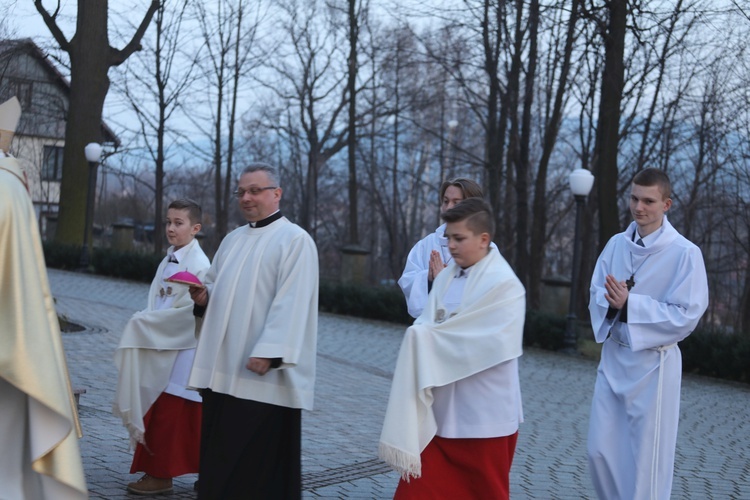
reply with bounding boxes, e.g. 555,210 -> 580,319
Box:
224,0 -> 244,240
35,0 -> 159,246
153,3 -> 166,255
593,0 -> 627,248
347,0 -> 359,245
481,0 -> 505,251
508,0 -> 534,287
55,2 -> 111,245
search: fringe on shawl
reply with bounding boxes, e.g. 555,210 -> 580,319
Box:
128,426 -> 146,451
112,406 -> 146,450
378,441 -> 422,482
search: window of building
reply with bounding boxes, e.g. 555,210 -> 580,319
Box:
14,79 -> 33,109
42,145 -> 64,181
0,78 -> 33,109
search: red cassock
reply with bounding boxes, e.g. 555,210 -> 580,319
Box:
394,433 -> 518,500
130,393 -> 202,478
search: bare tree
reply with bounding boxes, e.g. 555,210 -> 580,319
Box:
528,0 -> 580,308
117,0 -> 199,254
191,0 -> 266,247
34,0 -> 159,246
333,0 -> 367,245
262,0 -> 351,237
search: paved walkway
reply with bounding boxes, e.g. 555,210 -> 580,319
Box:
47,269 -> 750,499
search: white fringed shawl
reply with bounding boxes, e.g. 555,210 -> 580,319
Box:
113,239 -> 209,447
378,249 -> 526,479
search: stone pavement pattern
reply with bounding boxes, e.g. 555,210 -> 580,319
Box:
47,269 -> 750,499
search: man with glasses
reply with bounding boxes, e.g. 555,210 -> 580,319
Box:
188,163 -> 319,499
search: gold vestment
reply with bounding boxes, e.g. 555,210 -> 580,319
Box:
0,156 -> 87,498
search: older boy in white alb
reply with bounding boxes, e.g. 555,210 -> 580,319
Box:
588,168 -> 709,500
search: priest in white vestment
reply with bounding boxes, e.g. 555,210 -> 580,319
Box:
398,177 -> 488,318
588,168 -> 709,500
0,99 -> 87,499
188,163 -> 318,499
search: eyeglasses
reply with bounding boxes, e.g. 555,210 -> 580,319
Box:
233,186 -> 278,198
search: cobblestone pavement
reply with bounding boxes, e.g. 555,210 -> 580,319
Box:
47,269 -> 750,499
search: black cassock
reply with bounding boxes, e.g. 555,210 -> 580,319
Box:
198,389 -> 301,499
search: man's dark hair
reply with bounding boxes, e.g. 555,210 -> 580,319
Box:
441,197 -> 495,239
168,198 -> 202,225
633,168 -> 672,199
240,162 -> 280,187
439,177 -> 484,201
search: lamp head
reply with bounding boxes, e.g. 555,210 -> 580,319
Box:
569,168 -> 594,196
84,142 -> 103,163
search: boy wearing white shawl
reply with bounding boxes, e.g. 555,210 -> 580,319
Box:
380,198 -> 526,499
113,199 -> 210,495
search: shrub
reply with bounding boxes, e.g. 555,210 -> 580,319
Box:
43,242 -> 161,283
42,242 -> 81,270
319,281 -> 412,325
523,310 -> 566,351
681,328 -> 750,383
318,281 -> 569,353
91,248 -> 162,283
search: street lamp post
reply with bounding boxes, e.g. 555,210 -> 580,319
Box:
446,119 -> 458,178
79,142 -> 103,271
563,168 -> 595,352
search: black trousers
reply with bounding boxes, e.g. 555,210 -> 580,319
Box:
198,389 -> 301,500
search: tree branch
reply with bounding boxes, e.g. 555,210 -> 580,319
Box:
33,0 -> 71,52
110,0 -> 161,66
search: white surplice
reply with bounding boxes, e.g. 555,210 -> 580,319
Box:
587,216 -> 709,500
188,217 -> 319,410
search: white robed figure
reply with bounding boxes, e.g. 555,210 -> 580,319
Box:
398,178 -> 493,319
187,163 -> 318,498
587,168 -> 709,500
398,223 -> 450,318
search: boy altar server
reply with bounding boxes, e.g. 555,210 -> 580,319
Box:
114,199 -> 210,495
380,198 -> 525,499
188,163 -> 319,499
587,168 -> 709,500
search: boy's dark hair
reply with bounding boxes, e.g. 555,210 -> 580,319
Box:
439,177 -> 484,201
633,168 -> 672,199
168,198 -> 202,225
441,197 -> 495,239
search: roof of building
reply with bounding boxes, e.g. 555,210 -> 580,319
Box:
0,38 -> 120,147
